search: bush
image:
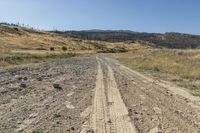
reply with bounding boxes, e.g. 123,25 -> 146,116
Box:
62,46 -> 67,51
50,47 -> 54,51
98,47 -> 129,53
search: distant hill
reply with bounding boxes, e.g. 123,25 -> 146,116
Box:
1,22 -> 200,49
53,30 -> 200,49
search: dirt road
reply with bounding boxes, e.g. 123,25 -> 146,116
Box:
0,55 -> 200,133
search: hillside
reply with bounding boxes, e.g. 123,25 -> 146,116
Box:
0,24 -> 97,52
55,30 -> 200,48
0,24 -> 139,67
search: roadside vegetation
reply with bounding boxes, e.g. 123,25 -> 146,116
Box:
2,23 -> 200,97
113,45 -> 200,96
0,24 -> 131,68
0,52 -> 77,68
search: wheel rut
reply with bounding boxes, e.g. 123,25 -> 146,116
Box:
82,58 -> 136,133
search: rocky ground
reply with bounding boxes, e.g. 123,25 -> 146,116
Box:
0,57 -> 97,133
0,55 -> 200,133
101,55 -> 200,133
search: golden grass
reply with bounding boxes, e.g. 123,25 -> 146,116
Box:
0,48 -> 11,53
0,52 -> 77,68
113,46 -> 200,96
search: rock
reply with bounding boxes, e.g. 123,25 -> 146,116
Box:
37,77 -> 42,81
134,111 -> 139,114
54,114 -> 61,118
20,83 -> 27,88
80,106 -> 92,118
29,113 -> 38,119
108,119 -> 112,123
17,121 -> 22,124
166,90 -> 173,96
153,107 -> 162,114
175,110 -> 182,114
65,101 -> 75,109
53,84 -> 62,90
23,77 -> 28,81
139,95 -> 146,100
86,129 -> 94,133
67,92 -> 74,97
128,109 -> 133,116
45,104 -> 50,109
17,77 -> 23,81
10,70 -> 17,76
149,127 -> 159,133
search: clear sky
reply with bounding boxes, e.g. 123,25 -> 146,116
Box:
0,0 -> 200,34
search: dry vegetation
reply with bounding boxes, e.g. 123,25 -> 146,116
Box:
2,24 -> 200,97
0,25 -> 132,68
113,44 -> 200,96
0,25 -> 140,68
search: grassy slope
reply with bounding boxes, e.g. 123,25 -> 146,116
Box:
0,25 -> 138,68
113,44 -> 200,96
0,25 -> 95,67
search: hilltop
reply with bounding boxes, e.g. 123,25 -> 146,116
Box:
55,30 -> 200,48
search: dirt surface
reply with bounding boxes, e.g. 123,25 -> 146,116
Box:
0,57 -> 97,133
100,55 -> 200,133
81,58 -> 136,133
1,55 -> 200,133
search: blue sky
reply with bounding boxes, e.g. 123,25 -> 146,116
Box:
0,0 -> 200,34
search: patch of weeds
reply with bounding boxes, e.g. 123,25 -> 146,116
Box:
99,47 -> 128,53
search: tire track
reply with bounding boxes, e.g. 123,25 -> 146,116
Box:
91,61 -> 109,133
101,55 -> 200,132
106,63 -> 136,133
85,58 -> 136,133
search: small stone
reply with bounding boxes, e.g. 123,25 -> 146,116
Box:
108,119 -> 112,123
153,107 -> 162,114
71,127 -> 75,130
17,77 -> 23,81
37,77 -> 42,81
45,104 -> 50,109
17,121 -> 22,124
128,109 -> 133,116
23,77 -> 28,81
20,83 -> 27,88
29,113 -> 38,119
175,110 -> 182,114
53,84 -> 62,90
54,114 -> 61,118
149,127 -> 159,133
134,110 -> 139,114
87,129 -> 95,133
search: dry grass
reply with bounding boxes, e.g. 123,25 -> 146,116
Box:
0,25 -> 101,68
113,45 -> 200,96
0,25 -> 103,52
0,48 -> 11,53
0,52 -> 77,68
0,25 -> 141,68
